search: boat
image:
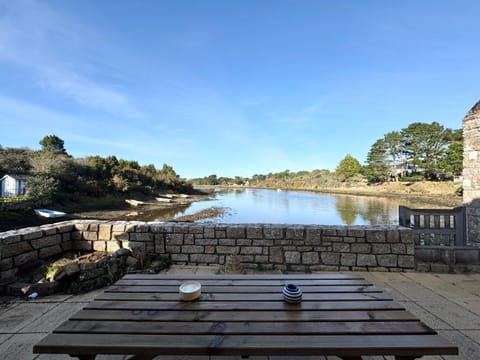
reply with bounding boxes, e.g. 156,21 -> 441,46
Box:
157,194 -> 174,199
178,194 -> 191,198
155,197 -> 173,203
125,199 -> 145,207
34,209 -> 67,218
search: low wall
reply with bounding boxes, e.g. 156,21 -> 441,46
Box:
0,220 -> 415,286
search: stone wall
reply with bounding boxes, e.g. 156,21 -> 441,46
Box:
0,220 -> 415,287
463,100 -> 480,246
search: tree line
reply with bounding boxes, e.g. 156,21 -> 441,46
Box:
191,121 -> 463,187
0,135 -> 193,201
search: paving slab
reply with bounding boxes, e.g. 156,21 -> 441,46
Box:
22,301 -> 87,333
0,332 -> 46,360
416,299 -> 480,330
437,330 -> 480,360
399,301 -> 453,330
461,330 -> 480,345
0,302 -> 58,333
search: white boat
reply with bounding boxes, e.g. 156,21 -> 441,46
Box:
125,199 -> 145,207
34,208 -> 67,218
155,197 -> 173,203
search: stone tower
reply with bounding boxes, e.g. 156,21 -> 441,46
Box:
463,100 -> 480,246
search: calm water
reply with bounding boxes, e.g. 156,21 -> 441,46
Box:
155,188 -> 435,225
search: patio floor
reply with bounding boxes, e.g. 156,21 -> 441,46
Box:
0,266 -> 479,360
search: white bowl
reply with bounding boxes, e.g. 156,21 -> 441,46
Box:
179,281 -> 202,301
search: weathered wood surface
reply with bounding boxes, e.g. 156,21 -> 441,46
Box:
33,273 -> 458,360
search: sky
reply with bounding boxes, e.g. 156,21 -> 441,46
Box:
0,0 -> 479,179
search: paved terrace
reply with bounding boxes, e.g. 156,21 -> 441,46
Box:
0,267 -> 479,360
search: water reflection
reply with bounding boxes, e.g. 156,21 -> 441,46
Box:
130,188 -> 438,225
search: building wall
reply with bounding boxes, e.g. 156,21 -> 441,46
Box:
463,100 -> 480,246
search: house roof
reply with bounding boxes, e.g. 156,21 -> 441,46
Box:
0,174 -> 29,181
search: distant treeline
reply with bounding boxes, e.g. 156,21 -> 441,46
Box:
0,135 -> 193,201
191,121 -> 463,187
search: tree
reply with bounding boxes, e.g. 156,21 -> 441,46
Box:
335,154 -> 362,180
383,131 -> 405,180
363,139 -> 389,183
39,135 -> 68,155
401,122 -> 451,179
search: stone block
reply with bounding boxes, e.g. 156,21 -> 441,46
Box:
1,257 -> 12,271
310,264 -> 339,271
226,226 -> 245,238
166,233 -> 184,245
93,241 -> 106,252
400,230 -> 414,244
181,245 -> 204,254
43,226 -> 57,235
184,234 -> 194,244
253,239 -> 274,246
269,247 -> 283,263
173,225 -> 189,233
23,230 -> 43,240
3,242 -> 33,257
135,224 -> 150,232
246,225 -> 263,239
1,268 -> 17,283
391,243 -> 406,254
237,239 -> 252,246
323,236 -> 343,242
302,252 -> 319,265
357,254 -> 377,266
386,230 -> 400,243
238,255 -> 254,262
332,243 -> 350,252
166,245 -> 181,253
31,234 -> 61,249
88,223 -> 99,232
188,225 -> 204,234
190,254 -> 219,264
112,223 -> 126,232
347,229 -> 365,237
305,228 -> 322,244
14,250 -> 38,267
217,246 -> 240,254
398,255 -> 415,269
71,231 -> 82,240
130,232 -> 152,241
240,246 -> 263,255
73,241 -> 92,251
219,239 -> 236,246
366,230 -> 386,243
39,245 -> 63,259
321,252 -> 340,265
62,233 -> 71,242
377,254 -> 398,267
204,227 -> 215,238
75,222 -> 90,231
112,232 -> 129,241
205,245 -> 215,254
264,226 -> 284,239
215,230 -> 226,238
195,238 -> 218,245
98,224 -> 112,240
372,244 -> 391,254
255,255 -> 269,263
351,243 -> 371,253
154,236 -> 165,254
61,242 -> 73,251
107,240 -> 122,253
323,228 -> 337,236
340,253 -> 357,266
83,231 -> 98,241
170,253 -> 189,262
285,226 -> 305,240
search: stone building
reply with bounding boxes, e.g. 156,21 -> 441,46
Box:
463,100 -> 480,246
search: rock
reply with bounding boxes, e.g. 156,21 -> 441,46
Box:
113,248 -> 131,257
126,256 -> 138,267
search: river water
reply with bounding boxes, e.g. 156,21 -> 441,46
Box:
148,188 -> 438,225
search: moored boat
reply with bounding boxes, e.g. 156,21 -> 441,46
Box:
125,199 -> 145,207
155,197 -> 173,203
34,208 -> 67,218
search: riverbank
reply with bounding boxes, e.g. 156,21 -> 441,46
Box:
244,181 -> 463,208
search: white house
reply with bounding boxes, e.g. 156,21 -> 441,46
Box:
0,174 -> 28,197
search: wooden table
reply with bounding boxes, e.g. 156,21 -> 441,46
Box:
33,273 -> 458,360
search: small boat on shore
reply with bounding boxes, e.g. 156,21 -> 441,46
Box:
34,209 -> 67,218
125,199 -> 145,207
155,197 -> 173,203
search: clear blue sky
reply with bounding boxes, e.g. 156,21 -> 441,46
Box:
0,0 -> 478,179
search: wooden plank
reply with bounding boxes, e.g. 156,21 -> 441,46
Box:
84,300 -> 404,311
122,273 -> 365,280
115,279 -> 372,286
54,320 -> 435,335
105,285 -> 382,293
33,333 -> 459,357
95,291 -> 393,302
71,309 -> 417,322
